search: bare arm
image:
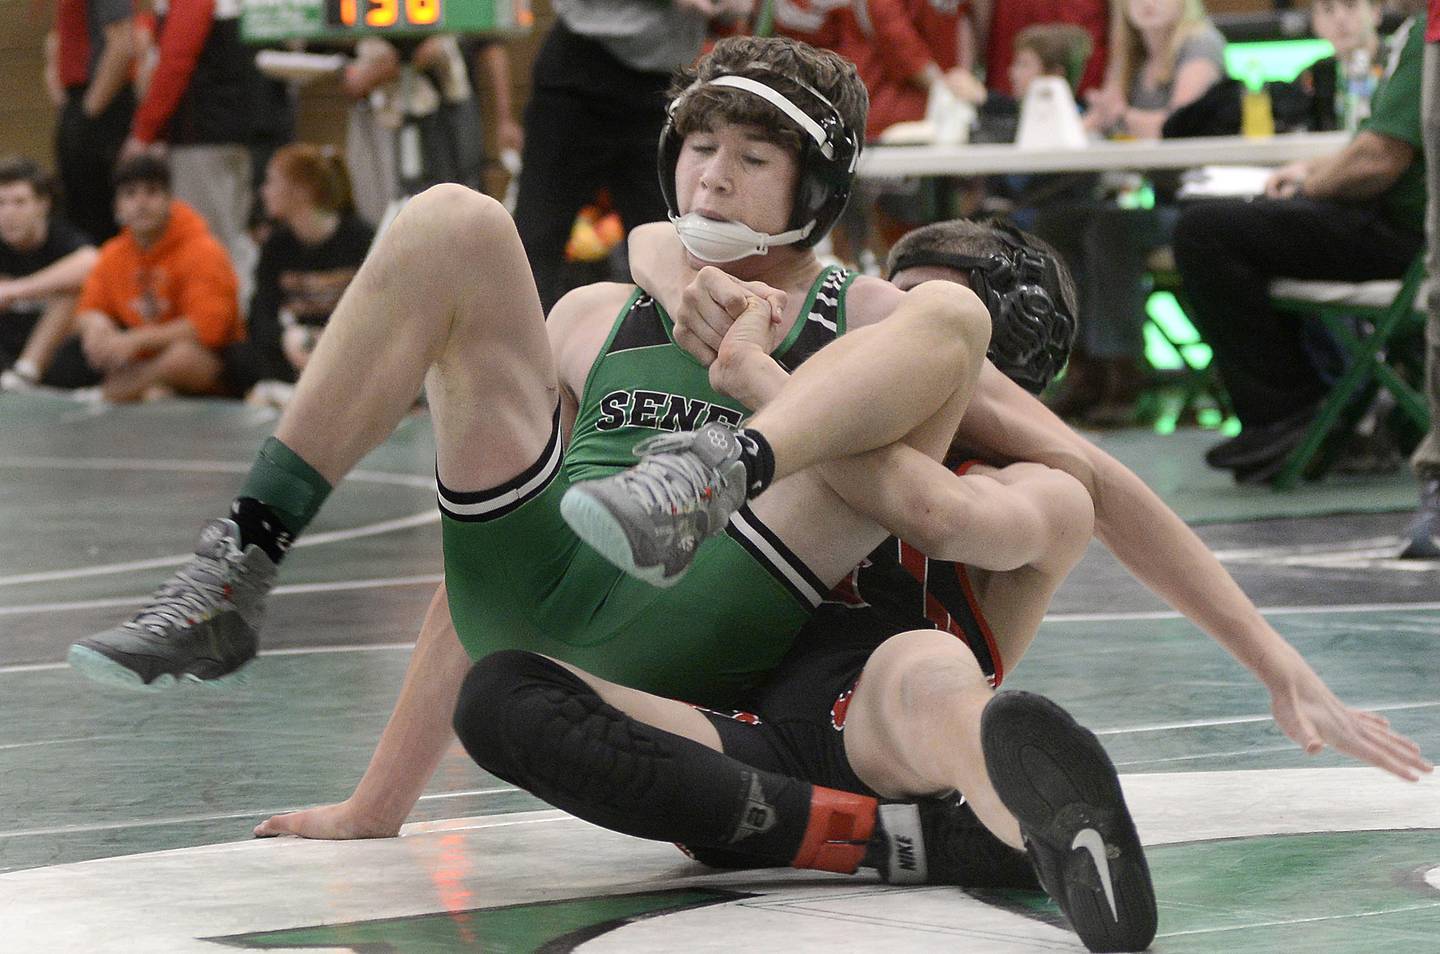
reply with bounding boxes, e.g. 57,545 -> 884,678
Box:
255,584 -> 474,838
0,246 -> 98,305
342,38 -> 402,99
1121,57 -> 1221,139
44,30 -> 65,108
122,316 -> 201,353
955,367 -> 1431,780
478,43 -> 523,152
1268,131 -> 1415,201
969,0 -> 992,60
627,222 -> 787,366
82,314 -> 199,372
83,18 -> 137,117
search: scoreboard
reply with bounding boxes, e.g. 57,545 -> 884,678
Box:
242,0 -> 532,43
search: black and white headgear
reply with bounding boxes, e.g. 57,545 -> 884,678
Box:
889,224 -> 1078,394
658,70 -> 861,250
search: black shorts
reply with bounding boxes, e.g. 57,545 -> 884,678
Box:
695,593 -> 999,797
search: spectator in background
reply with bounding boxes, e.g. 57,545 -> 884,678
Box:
0,158 -> 98,392
122,0 -> 268,304
514,0 -> 733,315
1035,0 -> 1225,426
464,39 -> 525,170
343,36 -> 487,227
48,0 -> 138,243
1299,0 -> 1384,131
221,144 -> 374,403
825,1 -> 983,265
1399,0 -> 1437,555
981,24 -> 1097,230
1009,22 -> 1095,100
342,37 -> 406,227
770,0 -> 848,49
973,0 -> 1110,98
42,155 -> 241,403
842,0 -> 982,143
1174,7 -> 1427,485
1084,0 -> 1225,139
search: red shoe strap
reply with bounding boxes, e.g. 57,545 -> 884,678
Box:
790,787 -> 877,874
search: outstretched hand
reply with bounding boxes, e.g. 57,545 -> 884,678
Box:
1265,654 -> 1433,781
254,799 -> 401,840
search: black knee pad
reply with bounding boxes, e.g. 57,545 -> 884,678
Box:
452,649 -> 587,784
453,649 -> 680,821
451,649 -> 807,855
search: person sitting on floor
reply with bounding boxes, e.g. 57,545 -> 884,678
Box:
42,154 -> 242,402
0,157 -> 97,392
221,143 -> 374,405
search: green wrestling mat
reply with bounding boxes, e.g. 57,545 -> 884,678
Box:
1090,426 -> 1418,525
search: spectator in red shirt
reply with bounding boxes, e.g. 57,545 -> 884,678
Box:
840,0 -> 983,142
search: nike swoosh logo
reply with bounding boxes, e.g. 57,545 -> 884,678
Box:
1071,827 -> 1119,922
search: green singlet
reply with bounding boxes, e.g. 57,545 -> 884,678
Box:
438,266 -> 857,707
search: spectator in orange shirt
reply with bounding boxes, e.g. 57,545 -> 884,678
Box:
43,154 -> 240,402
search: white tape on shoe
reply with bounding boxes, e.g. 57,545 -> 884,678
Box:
878,803 -> 928,885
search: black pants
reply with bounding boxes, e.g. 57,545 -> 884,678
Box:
56,87 -> 135,244
0,310 -> 40,368
220,340 -> 295,396
41,336 -> 103,389
1172,196 -> 1423,427
513,24 -> 671,315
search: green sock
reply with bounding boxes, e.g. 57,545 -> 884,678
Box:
237,437 -> 332,537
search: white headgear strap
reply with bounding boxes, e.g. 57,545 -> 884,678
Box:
700,74 -> 836,159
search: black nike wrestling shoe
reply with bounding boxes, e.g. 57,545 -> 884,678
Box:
981,691 -> 1157,952
872,791 -> 1040,890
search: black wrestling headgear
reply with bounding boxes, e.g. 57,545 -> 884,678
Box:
889,223 -> 1077,393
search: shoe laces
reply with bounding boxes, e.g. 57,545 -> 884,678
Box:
619,443 -> 723,519
128,546 -> 242,637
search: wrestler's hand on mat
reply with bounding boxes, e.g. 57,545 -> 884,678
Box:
1263,647 -> 1433,781
710,295 -> 787,407
674,266 -> 785,367
253,799 -> 401,840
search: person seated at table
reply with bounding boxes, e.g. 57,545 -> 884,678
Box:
980,24 -> 1098,230
1032,0 -> 1226,427
973,0 -> 1111,102
221,143 -> 374,405
1298,0 -> 1385,132
1008,23 -> 1095,105
1172,5 -> 1426,484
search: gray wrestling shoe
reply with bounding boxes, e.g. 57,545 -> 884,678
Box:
874,792 -> 1040,889
560,422 -> 749,587
68,519 -> 277,690
981,691 -> 1156,953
